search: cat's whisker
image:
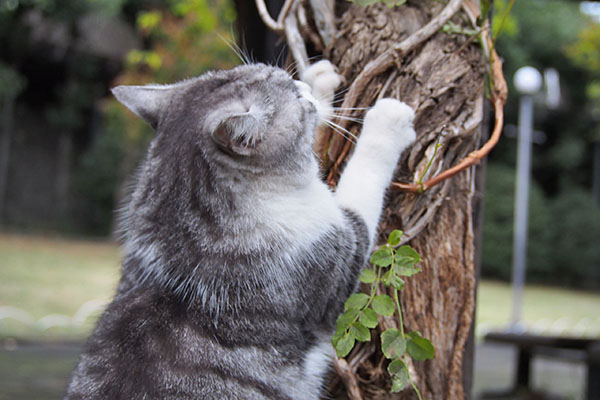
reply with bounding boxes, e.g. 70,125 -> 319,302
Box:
324,120 -> 358,144
286,60 -> 299,76
219,32 -> 251,65
332,106 -> 370,111
275,44 -> 288,68
323,113 -> 364,124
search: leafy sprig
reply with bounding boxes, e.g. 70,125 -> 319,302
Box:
332,230 -> 435,397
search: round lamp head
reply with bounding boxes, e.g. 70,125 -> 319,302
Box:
514,66 -> 543,95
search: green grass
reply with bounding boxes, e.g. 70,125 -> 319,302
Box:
1,233 -> 599,341
0,233 -> 121,340
476,280 -> 600,337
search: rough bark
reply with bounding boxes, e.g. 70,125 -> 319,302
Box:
313,2 -> 485,399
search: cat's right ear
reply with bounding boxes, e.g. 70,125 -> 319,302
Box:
111,84 -> 176,130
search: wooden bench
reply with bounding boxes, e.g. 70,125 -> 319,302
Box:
482,331 -> 600,399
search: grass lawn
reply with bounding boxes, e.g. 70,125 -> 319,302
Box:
0,233 -> 121,340
476,280 -> 600,337
1,233 -> 599,340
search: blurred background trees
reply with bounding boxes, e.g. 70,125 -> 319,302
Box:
482,0 -> 600,289
0,0 -> 598,289
0,0 -> 238,233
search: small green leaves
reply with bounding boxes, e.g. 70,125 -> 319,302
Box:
358,268 -> 377,283
332,229 -> 432,399
359,308 -> 379,328
345,293 -> 370,311
372,294 -> 395,316
381,329 -> 407,359
382,0 -> 407,9
388,229 -> 403,246
348,0 -> 379,6
407,331 -> 435,361
389,275 -> 405,290
336,309 -> 359,331
395,246 -> 422,277
396,245 -> 421,264
334,331 -> 355,358
388,360 -> 411,392
370,247 -> 393,266
350,322 -> 371,342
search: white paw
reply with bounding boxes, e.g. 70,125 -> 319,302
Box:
363,98 -> 416,145
301,60 -> 341,95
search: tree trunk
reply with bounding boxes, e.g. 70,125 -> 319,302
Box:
248,0 -> 499,398
315,3 -> 485,398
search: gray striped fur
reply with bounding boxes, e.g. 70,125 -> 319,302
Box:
66,64 -> 373,400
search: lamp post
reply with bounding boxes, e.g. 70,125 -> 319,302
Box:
511,66 -> 543,329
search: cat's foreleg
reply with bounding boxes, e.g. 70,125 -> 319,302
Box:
335,99 -> 416,246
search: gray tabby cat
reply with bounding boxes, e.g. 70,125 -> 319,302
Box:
65,60 -> 416,400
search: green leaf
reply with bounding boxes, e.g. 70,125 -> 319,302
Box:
389,275 -> 405,290
358,268 -> 377,284
396,264 -> 421,277
359,308 -> 379,328
381,328 -> 407,359
382,0 -> 407,9
389,361 -> 411,392
370,247 -> 393,267
344,293 -> 370,311
395,245 -> 421,264
407,331 -> 435,361
335,309 -> 359,331
351,0 -> 379,6
350,322 -> 371,342
332,328 -> 344,347
335,332 -> 356,358
387,230 -> 403,246
381,268 -> 393,286
387,359 -> 405,375
372,294 -> 395,316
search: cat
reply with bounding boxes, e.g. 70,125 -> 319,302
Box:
65,60 -> 416,400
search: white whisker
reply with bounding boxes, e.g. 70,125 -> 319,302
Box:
332,106 -> 370,111
219,32 -> 251,65
324,120 -> 358,144
323,113 -> 364,124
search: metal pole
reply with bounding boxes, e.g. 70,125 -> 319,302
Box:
511,95 -> 533,328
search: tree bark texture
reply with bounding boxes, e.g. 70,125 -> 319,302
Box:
307,2 -> 485,399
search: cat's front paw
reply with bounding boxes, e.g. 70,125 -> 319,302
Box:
301,60 -> 341,97
363,98 -> 416,150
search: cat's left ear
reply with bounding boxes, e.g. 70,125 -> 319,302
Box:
112,84 -> 178,129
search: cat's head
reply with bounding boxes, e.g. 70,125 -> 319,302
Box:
112,64 -> 321,180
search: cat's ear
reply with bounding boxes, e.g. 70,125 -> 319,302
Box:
211,115 -> 262,157
111,84 -> 177,129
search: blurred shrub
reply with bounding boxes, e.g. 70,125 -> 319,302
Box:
74,0 -> 239,235
482,163 -> 553,282
546,188 -> 600,289
482,162 -> 600,289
